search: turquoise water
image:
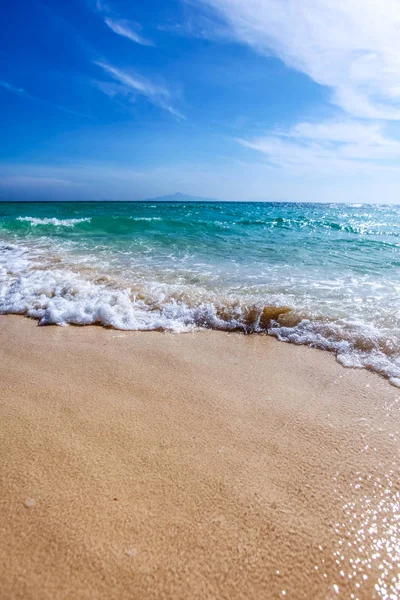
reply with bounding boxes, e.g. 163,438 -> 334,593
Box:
0,201 -> 399,384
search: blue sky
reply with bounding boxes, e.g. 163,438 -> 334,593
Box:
1,0 -> 400,202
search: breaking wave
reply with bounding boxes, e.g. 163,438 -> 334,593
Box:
17,216 -> 91,227
0,241 -> 399,387
1,201 -> 399,387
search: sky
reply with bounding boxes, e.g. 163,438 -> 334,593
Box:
1,0 -> 400,202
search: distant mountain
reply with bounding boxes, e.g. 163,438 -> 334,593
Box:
142,192 -> 221,203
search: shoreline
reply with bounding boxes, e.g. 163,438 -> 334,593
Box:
1,314 -> 399,599
1,307 -> 398,388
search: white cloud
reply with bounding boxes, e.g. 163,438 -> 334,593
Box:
94,62 -> 185,119
0,80 -> 31,98
92,0 -> 154,46
199,0 -> 400,120
191,1 -> 400,178
238,120 -> 400,174
95,0 -> 108,11
159,12 -> 231,42
104,17 -> 153,46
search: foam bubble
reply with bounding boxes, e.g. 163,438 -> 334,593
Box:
269,319 -> 400,386
130,217 -> 162,221
0,241 -> 399,385
17,217 -> 91,227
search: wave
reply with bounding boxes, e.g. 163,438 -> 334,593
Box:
0,242 -> 399,387
231,215 -> 400,236
269,319 -> 400,387
17,217 -> 91,227
130,217 -> 162,222
2,214 -> 397,240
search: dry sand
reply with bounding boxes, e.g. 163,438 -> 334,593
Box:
0,314 -> 399,599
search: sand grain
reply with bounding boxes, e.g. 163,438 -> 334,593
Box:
0,315 -> 399,599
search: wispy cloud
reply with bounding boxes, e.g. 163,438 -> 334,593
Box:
198,0 -> 400,121
92,0 -> 154,46
159,11 -> 231,42
104,17 -> 153,46
94,61 -> 185,119
0,175 -> 85,187
0,80 -> 31,98
0,79 -> 89,118
238,120 -> 400,175
95,0 -> 108,11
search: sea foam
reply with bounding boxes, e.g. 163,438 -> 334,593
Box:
0,242 -> 399,386
17,216 -> 91,227
1,199 -> 400,388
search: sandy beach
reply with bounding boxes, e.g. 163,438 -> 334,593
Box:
0,314 -> 399,599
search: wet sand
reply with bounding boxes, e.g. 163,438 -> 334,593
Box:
0,315 -> 399,599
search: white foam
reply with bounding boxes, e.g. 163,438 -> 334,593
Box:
17,217 -> 91,227
0,244 -> 235,331
1,241 -> 399,386
268,319 -> 400,386
130,217 -> 162,222
0,267 -> 242,331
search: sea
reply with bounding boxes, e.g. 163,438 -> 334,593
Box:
0,201 -> 399,385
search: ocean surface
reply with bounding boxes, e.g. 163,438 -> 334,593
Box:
0,201 -> 399,384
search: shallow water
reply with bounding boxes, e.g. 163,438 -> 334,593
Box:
0,201 -> 399,384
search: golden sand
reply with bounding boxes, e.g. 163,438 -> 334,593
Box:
0,315 -> 399,599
